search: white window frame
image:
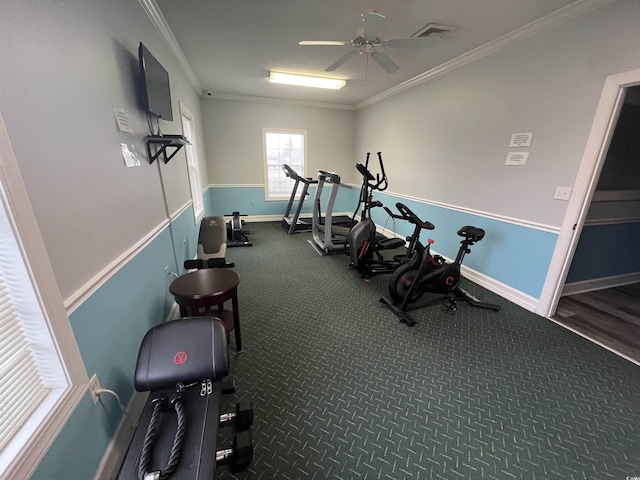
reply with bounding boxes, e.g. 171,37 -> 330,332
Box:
179,102 -> 205,224
0,112 -> 87,478
262,128 -> 307,201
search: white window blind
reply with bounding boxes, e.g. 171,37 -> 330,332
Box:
0,183 -> 65,452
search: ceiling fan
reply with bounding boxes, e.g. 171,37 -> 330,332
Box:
299,11 -> 441,74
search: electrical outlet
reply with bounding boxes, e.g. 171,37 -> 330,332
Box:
89,374 -> 101,404
554,186 -> 572,201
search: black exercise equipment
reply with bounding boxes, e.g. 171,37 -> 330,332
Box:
184,216 -> 234,270
226,212 -> 252,247
346,153 -> 406,278
380,219 -> 501,326
308,170 -> 354,255
281,164 -> 318,234
219,398 -> 254,430
117,317 -> 254,479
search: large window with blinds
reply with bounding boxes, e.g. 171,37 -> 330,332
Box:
262,128 -> 307,201
0,199 -> 65,446
0,114 -> 86,478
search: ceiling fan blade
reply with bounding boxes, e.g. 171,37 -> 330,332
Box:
371,50 -> 399,73
362,12 -> 386,39
325,51 -> 357,71
384,37 -> 441,48
299,41 -> 349,46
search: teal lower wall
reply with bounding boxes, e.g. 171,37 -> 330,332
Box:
373,192 -> 558,299
566,221 -> 640,283
32,215 -> 189,479
205,185 -> 358,219
168,205 -> 202,276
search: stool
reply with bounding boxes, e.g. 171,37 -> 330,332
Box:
169,268 -> 242,351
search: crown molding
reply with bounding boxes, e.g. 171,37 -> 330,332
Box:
138,0 -> 202,93
208,92 -> 355,111
356,0 -> 614,109
140,0 -> 612,110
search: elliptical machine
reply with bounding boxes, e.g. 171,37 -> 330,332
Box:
380,205 -> 501,326
346,152 -> 406,278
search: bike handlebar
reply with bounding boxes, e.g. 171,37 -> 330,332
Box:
389,202 -> 435,231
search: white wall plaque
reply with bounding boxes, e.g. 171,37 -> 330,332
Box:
509,132 -> 533,148
505,151 -> 529,166
114,107 -> 134,134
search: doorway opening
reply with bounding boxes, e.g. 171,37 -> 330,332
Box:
538,69 -> 640,364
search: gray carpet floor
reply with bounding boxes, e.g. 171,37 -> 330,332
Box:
217,221 -> 640,480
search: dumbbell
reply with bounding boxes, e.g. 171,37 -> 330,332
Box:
220,398 -> 254,430
221,379 -> 236,395
216,429 -> 253,470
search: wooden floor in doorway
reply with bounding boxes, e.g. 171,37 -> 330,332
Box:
552,282 -> 640,364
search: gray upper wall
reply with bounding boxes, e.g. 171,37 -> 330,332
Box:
355,0 -> 640,228
203,99 -> 356,186
0,0 -> 205,299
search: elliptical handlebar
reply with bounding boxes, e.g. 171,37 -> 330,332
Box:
356,152 -> 388,192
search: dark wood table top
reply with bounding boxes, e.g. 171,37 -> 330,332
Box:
169,268 -> 240,300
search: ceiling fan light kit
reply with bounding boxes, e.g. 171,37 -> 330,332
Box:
299,11 -> 443,76
268,71 -> 346,90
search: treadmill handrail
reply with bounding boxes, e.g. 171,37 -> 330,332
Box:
282,164 -> 317,185
317,170 -> 342,184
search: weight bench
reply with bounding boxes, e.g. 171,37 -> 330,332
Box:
117,317 -> 254,479
184,216 -> 235,270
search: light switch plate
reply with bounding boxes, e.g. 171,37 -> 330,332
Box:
554,186 -> 572,201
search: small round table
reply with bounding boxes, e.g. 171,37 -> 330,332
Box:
169,268 -> 242,351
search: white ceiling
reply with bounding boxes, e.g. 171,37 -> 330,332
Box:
154,0 -> 602,107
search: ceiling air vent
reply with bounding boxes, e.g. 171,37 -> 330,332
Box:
412,23 -> 455,39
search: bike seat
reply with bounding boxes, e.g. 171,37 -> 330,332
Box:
457,226 -> 485,242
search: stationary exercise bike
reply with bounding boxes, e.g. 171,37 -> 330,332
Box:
346,152 -> 407,278
380,204 -> 500,326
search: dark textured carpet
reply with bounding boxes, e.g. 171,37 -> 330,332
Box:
217,222 -> 640,480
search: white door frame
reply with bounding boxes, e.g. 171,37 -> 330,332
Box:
537,69 -> 640,317
179,101 -> 205,224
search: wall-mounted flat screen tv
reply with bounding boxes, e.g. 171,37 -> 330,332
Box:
139,42 -> 173,121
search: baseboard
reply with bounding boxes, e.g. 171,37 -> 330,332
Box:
461,265 -> 539,313
92,391 -> 149,480
562,271 -> 640,296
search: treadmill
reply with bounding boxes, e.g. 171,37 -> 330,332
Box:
308,170 -> 354,255
281,164 -> 318,235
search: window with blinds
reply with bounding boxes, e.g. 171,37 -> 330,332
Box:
0,182 -> 66,455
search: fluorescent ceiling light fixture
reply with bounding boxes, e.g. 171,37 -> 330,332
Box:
269,71 -> 346,90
